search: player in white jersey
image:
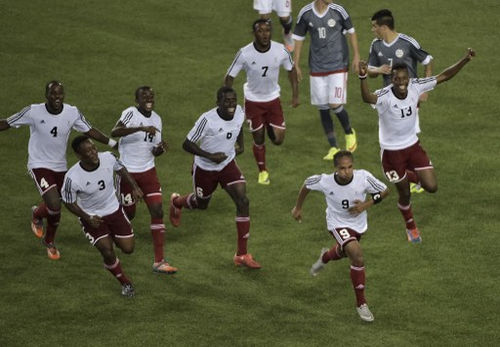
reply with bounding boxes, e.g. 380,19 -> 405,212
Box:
111,86 -> 177,275
0,81 -> 117,260
293,0 -> 360,160
169,87 -> 261,269
62,136 -> 142,297
253,0 -> 295,52
292,151 -> 389,322
225,19 -> 299,185
359,48 -> 475,243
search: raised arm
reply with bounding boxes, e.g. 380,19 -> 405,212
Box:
291,184 -> 311,223
85,128 -> 117,149
436,48 -> 475,85
359,61 -> 378,104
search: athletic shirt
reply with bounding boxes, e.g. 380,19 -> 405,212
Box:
374,77 -> 437,150
186,105 -> 244,171
62,152 -> 123,216
368,33 -> 433,86
7,103 -> 92,171
293,2 -> 355,74
305,170 -> 387,233
226,41 -> 294,102
117,106 -> 162,173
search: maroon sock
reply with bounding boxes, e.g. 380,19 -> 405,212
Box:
350,265 -> 366,307
235,216 -> 250,256
322,244 -> 343,263
104,258 -> 131,285
398,202 -> 416,230
406,170 -> 418,184
252,143 -> 267,171
174,193 -> 198,209
151,218 -> 165,263
44,207 -> 61,244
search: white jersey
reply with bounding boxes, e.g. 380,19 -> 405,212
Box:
62,152 -> 123,217
227,41 -> 294,102
7,103 -> 92,171
374,77 -> 437,150
186,105 -> 244,171
117,106 -> 162,173
305,170 -> 387,233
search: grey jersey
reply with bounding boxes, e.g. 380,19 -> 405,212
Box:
368,33 -> 432,86
293,2 -> 354,74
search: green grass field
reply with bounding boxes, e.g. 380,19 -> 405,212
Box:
1,0 -> 499,346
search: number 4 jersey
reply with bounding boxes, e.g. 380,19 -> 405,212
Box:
7,103 -> 92,171
305,170 -> 387,233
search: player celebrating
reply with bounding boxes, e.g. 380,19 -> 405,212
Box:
225,19 -> 299,185
169,86 -> 261,269
0,81 -> 117,260
253,0 -> 295,52
358,48 -> 475,243
110,86 -> 177,274
292,151 -> 389,322
62,136 -> 143,297
292,0 -> 359,160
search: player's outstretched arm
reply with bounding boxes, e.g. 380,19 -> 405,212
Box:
0,119 -> 11,131
182,138 -> 227,164
359,61 -> 378,104
85,128 -> 117,149
436,48 -> 475,85
291,184 -> 311,223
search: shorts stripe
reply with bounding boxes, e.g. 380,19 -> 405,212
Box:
414,165 -> 433,171
226,179 -> 246,186
115,234 -> 134,239
93,234 -> 110,246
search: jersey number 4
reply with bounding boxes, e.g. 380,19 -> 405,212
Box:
50,126 -> 58,137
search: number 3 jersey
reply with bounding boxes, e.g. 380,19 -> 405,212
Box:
62,152 -> 123,217
117,106 -> 162,173
7,103 -> 92,171
305,170 -> 387,233
374,77 -> 436,150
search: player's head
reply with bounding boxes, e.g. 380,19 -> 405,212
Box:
72,135 -> 99,165
45,80 -> 64,113
252,18 -> 272,47
216,86 -> 237,119
371,9 -> 394,38
333,150 -> 354,182
135,86 -> 155,113
391,63 -> 410,96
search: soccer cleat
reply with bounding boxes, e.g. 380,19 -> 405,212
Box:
31,205 -> 44,239
152,260 -> 178,274
283,31 -> 295,52
310,247 -> 329,276
323,147 -> 340,161
406,228 -> 422,243
356,303 -> 374,322
258,170 -> 270,185
121,283 -> 135,298
233,253 -> 261,269
345,128 -> 357,152
42,239 -> 60,260
410,182 -> 424,194
169,193 -> 182,227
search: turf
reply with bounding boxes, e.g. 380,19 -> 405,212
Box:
0,0 -> 499,346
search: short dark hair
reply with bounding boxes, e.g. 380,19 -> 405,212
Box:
45,80 -> 63,97
333,150 -> 353,167
252,18 -> 271,32
135,86 -> 153,99
371,9 -> 394,30
71,135 -> 90,153
392,62 -> 408,74
216,86 -> 236,102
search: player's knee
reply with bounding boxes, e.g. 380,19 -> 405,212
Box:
271,136 -> 284,145
121,245 -> 134,254
236,195 -> 249,211
425,183 -> 438,193
352,257 -> 364,268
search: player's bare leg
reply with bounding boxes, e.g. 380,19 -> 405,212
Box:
34,187 -> 61,260
147,201 -> 177,274
416,168 -> 438,193
395,178 -> 421,243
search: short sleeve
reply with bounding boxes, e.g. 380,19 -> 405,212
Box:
367,41 -> 379,68
281,49 -> 294,71
61,175 -> 78,204
7,106 -> 32,128
118,108 -> 135,127
72,108 -> 93,133
413,77 -> 437,95
363,170 -> 387,194
304,174 -> 324,192
293,12 -> 309,39
226,49 -> 245,78
186,115 -> 208,143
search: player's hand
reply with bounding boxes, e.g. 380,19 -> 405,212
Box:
296,66 -> 303,82
348,200 -> 366,216
152,140 -> 168,156
351,55 -> 360,74
132,186 -> 144,202
141,125 -> 159,135
358,61 -> 368,76
465,48 -> 476,61
208,152 -> 228,164
87,215 -> 104,228
379,64 -> 392,75
291,206 -> 302,223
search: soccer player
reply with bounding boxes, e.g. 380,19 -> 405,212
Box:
169,86 -> 261,269
253,0 -> 295,52
358,48 -> 475,243
225,19 -> 299,185
62,136 -> 143,297
291,150 -> 389,322
110,86 -> 177,274
292,0 -> 359,160
0,81 -> 117,260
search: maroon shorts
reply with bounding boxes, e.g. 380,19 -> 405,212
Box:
245,98 -> 285,132
29,168 -> 66,196
193,160 -> 246,199
381,141 -> 433,183
329,227 -> 362,250
119,167 -> 162,206
79,208 -> 133,246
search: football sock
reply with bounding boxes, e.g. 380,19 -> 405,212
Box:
406,170 -> 418,184
235,216 -> 250,256
350,265 -> 366,307
332,105 -> 352,134
319,109 -> 337,147
104,258 -> 131,285
398,202 -> 417,230
44,207 -> 61,244
174,193 -> 198,210
322,244 -> 343,263
34,202 -> 49,220
280,16 -> 293,35
151,218 -> 165,263
252,143 -> 267,171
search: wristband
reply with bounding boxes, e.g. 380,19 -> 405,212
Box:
371,192 -> 382,204
108,138 -> 117,147
358,74 -> 367,80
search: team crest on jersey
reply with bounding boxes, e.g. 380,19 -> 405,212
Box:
327,19 -> 336,27
378,51 -> 383,57
395,49 -> 404,58
40,120 -> 45,124
308,22 -> 314,27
